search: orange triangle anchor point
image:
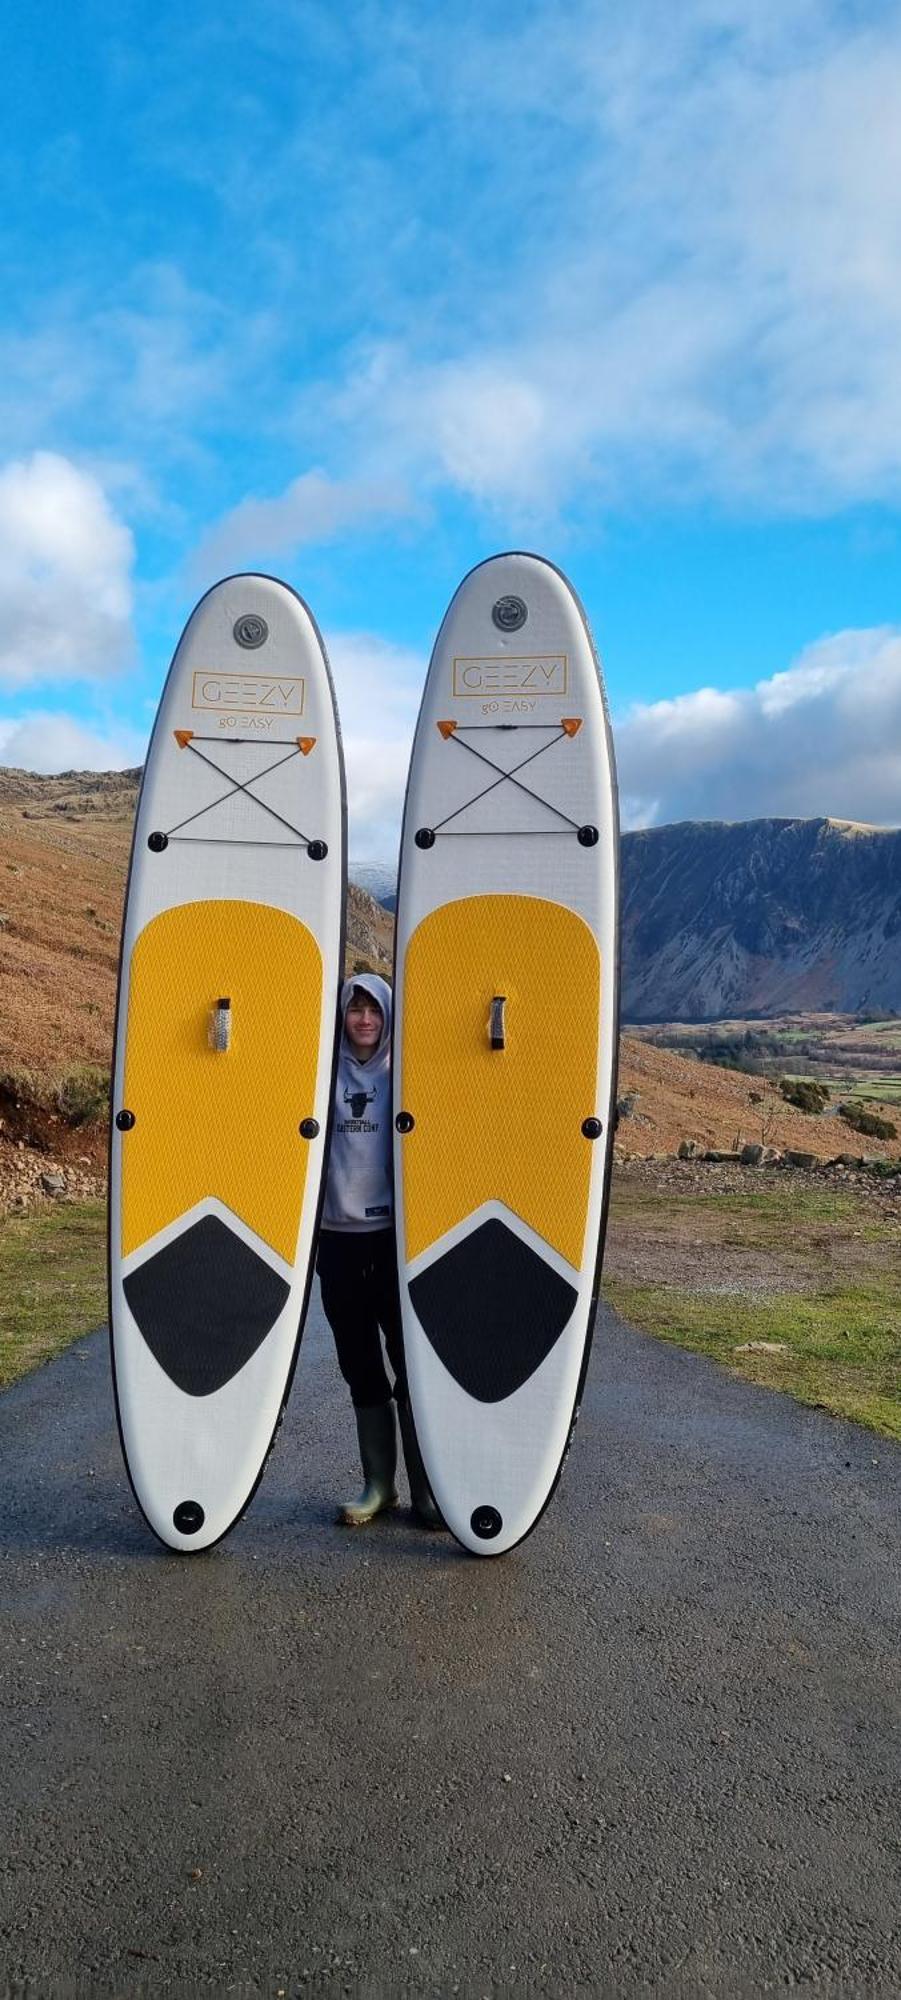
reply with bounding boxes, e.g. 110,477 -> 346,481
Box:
297,736 -> 317,755
561,717 -> 583,737
437,719 -> 458,739
174,729 -> 194,748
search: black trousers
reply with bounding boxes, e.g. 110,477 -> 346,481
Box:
316,1227 -> 407,1407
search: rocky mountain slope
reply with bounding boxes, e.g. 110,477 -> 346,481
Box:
621,816 -> 901,1021
0,765 -> 392,1092
2,769 -> 898,1130
2,771 -> 898,1211
355,818 -> 901,1023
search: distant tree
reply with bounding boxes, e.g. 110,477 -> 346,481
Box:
838,1103 -> 897,1140
779,1077 -> 830,1114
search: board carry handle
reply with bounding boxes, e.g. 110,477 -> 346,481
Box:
489,994 -> 507,1051
212,997 -> 232,1053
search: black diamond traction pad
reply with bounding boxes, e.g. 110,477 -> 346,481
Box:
123,1213 -> 290,1397
408,1216 -> 577,1404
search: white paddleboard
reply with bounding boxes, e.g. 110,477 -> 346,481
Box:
393,553 -> 620,1556
109,575 -> 345,1550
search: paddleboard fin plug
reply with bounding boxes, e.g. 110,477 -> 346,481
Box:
471,1505 -> 503,1539
212,997 -> 231,1053
489,995 -> 507,1051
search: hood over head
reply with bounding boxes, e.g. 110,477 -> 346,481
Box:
340,972 -> 392,1073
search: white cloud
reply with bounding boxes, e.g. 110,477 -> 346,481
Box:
617,626 -> 901,828
0,625 -> 421,858
195,469 -> 414,576
5,9 -> 899,537
0,263 -> 246,460
326,630 -> 424,860
323,5 -> 901,518
0,453 -> 135,690
5,618 -> 897,851
0,710 -> 145,772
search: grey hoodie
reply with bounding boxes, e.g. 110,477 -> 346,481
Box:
321,973 -> 394,1233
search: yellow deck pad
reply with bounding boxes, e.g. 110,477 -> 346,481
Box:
121,899 -> 322,1261
401,894 -> 600,1268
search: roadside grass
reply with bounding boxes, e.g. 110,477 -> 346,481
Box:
606,1181 -> 901,1442
610,1183 -> 867,1233
2,1181 -> 898,1449
0,1200 -> 106,1389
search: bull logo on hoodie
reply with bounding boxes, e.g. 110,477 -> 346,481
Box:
344,1084 -> 377,1121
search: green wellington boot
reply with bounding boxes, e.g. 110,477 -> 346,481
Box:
398,1398 -> 443,1530
338,1400 -> 399,1526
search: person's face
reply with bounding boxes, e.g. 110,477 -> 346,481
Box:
345,992 -> 384,1056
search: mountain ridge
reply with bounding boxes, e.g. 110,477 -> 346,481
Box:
620,815 -> 901,1020
2,768 -> 898,1022
2,768 -> 897,1183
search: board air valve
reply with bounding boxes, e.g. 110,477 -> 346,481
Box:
233,613 -> 269,649
211,997 -> 232,1052
491,594 -> 528,632
489,995 -> 507,1051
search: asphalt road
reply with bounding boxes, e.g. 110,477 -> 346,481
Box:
1,1292 -> 900,1997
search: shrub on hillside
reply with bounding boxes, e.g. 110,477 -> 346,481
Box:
779,1076 -> 830,1114
55,1066 -> 110,1127
838,1103 -> 898,1140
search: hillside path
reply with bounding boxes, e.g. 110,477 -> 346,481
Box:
1,1296 -> 900,1996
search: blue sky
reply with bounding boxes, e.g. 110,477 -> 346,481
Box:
1,0 -> 900,854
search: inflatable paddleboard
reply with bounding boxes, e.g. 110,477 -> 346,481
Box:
109,576 -> 345,1550
393,554 -> 619,1556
